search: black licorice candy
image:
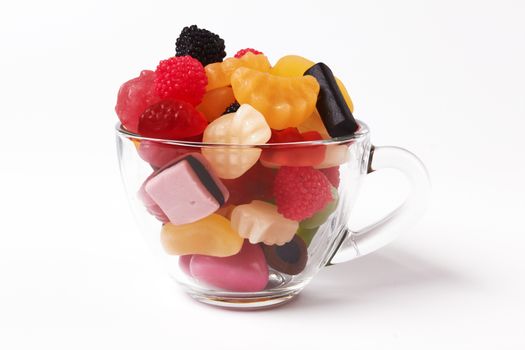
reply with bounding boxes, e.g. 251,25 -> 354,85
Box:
304,63 -> 359,137
262,235 -> 308,275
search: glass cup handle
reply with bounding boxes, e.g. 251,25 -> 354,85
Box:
329,145 -> 431,265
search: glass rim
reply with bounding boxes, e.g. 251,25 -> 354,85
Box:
115,119 -> 369,148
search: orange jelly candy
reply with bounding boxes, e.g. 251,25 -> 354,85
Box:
230,67 -> 320,130
196,86 -> 236,122
205,52 -> 271,91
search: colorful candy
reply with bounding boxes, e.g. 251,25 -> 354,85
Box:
304,63 -> 359,137
297,109 -> 330,139
161,214 -> 243,257
230,200 -> 299,245
115,70 -> 161,133
138,100 -> 208,140
222,161 -> 275,205
296,226 -> 318,247
190,240 -> 269,292
299,187 -> 339,229
202,104 -> 271,179
141,154 -> 229,225
230,67 -> 320,130
205,52 -> 271,91
271,55 -> 354,113
137,140 -> 196,169
262,235 -> 308,275
314,144 -> 349,169
196,86 -> 236,122
260,128 -> 326,168
273,166 -> 334,221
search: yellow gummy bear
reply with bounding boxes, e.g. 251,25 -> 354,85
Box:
231,67 -> 320,130
161,214 -> 243,257
205,53 -> 271,91
271,55 -> 354,112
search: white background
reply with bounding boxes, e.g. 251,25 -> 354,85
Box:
1,0 -> 524,348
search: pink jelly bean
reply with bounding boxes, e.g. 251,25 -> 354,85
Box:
189,241 -> 269,292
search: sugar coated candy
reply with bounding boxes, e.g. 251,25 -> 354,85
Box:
205,52 -> 271,91
115,70 -> 161,133
230,67 -> 320,130
262,235 -> 308,275
304,63 -> 359,137
190,240 -> 269,292
202,104 -> 271,179
142,153 -> 229,225
271,55 -> 354,113
230,200 -> 299,246
161,214 -> 243,257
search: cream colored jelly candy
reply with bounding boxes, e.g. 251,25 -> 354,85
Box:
231,200 -> 299,246
161,214 -> 243,257
202,104 -> 271,179
314,144 -> 350,169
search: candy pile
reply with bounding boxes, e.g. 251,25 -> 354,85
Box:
116,25 -> 359,292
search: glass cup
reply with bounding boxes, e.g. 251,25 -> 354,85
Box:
116,121 -> 430,309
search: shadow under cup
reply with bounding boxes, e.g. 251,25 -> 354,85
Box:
116,122 -> 372,309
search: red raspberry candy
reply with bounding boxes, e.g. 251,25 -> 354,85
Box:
154,56 -> 207,106
273,166 -> 333,221
115,70 -> 161,133
262,129 -> 326,167
320,166 -> 340,188
234,48 -> 263,58
138,100 -> 207,140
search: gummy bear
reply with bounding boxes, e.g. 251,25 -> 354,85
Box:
231,67 -> 320,130
161,214 -> 243,257
270,55 -> 354,113
202,104 -> 271,179
205,52 -> 271,91
297,109 -> 330,139
138,100 -> 208,140
261,128 -> 326,168
230,200 -> 299,246
196,86 -> 236,122
115,70 -> 161,133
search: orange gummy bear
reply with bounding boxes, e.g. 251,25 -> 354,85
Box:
196,86 -> 236,122
205,52 -> 271,91
230,67 -> 320,130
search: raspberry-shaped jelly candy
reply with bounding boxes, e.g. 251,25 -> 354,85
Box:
115,70 -> 161,133
320,167 -> 340,188
155,56 -> 207,106
175,25 -> 226,66
205,52 -> 271,91
223,102 -> 240,114
273,166 -> 333,221
138,100 -> 207,140
231,67 -> 320,130
234,48 -> 263,58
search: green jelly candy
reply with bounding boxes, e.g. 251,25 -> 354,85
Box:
300,187 -> 339,229
296,226 -> 319,246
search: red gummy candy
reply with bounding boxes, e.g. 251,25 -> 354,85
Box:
273,166 -> 333,221
154,56 -> 207,106
137,139 -> 200,169
234,48 -> 263,58
222,162 -> 276,205
262,128 -> 326,167
320,166 -> 340,188
138,100 -> 208,140
115,70 -> 161,133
